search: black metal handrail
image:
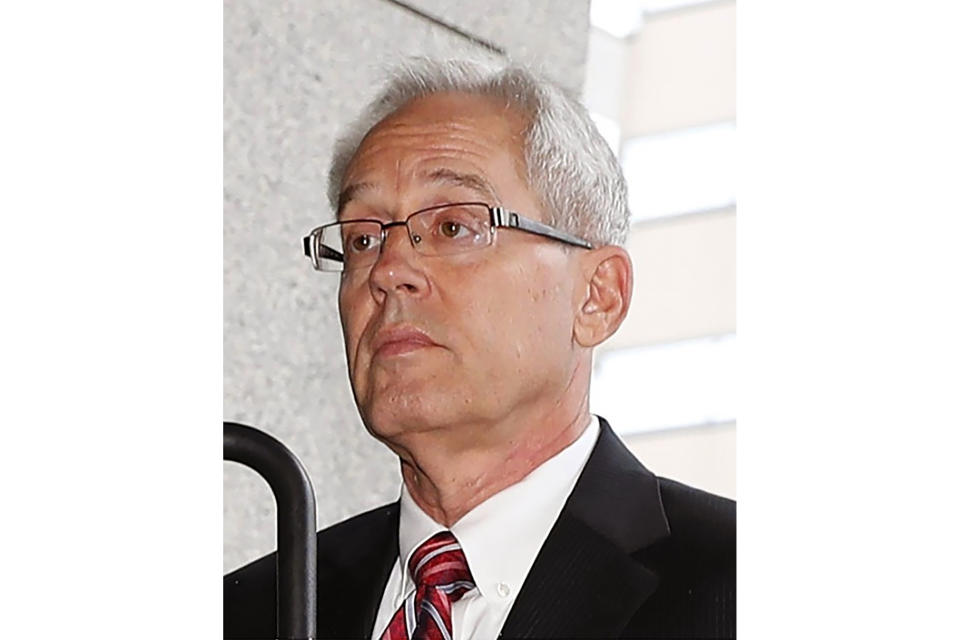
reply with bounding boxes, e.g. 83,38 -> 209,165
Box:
224,422 -> 317,640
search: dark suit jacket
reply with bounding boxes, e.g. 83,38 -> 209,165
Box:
224,418 -> 736,638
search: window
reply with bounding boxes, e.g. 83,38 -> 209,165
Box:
591,334 -> 736,434
621,121 -> 736,221
590,0 -> 721,39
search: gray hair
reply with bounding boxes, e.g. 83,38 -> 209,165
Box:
327,58 -> 630,247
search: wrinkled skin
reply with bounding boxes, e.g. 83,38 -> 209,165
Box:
336,92 -> 629,524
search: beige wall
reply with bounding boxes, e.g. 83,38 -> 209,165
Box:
585,1 -> 736,498
622,1 -> 736,136
605,207 -> 736,350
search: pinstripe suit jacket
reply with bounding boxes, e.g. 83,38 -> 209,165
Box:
224,418 -> 736,638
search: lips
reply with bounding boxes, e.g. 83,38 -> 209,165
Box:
370,326 -> 439,358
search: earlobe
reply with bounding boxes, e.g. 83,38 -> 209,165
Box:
573,247 -> 633,348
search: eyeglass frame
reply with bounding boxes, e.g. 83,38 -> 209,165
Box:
302,201 -> 594,272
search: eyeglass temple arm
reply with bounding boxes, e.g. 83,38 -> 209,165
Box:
491,207 -> 594,249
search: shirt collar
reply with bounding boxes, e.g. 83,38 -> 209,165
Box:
396,415 -> 600,600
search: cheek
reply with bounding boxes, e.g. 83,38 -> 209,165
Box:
460,267 -> 573,367
338,288 -> 367,365
526,283 -> 575,348
523,266 -> 577,346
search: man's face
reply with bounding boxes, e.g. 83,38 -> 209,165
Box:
337,92 -> 582,446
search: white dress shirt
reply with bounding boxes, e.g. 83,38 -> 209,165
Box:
371,415 -> 600,640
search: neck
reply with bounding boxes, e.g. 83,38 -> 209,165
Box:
394,393 -> 592,527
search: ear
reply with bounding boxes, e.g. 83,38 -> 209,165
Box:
573,246 -> 633,348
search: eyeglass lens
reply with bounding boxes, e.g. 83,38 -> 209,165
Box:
317,204 -> 492,271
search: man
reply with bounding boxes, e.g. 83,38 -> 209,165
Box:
225,59 -> 735,639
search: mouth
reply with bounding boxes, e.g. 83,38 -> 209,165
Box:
371,326 -> 439,359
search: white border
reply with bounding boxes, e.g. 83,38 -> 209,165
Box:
2,3 -> 221,637
740,0 -> 960,636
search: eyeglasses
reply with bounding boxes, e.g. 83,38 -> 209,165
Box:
302,202 -> 593,272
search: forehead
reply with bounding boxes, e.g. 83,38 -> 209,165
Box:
340,92 -> 528,212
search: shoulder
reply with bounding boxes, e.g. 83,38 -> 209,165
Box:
225,502 -> 396,583
313,502 -> 399,571
639,475 -> 736,574
624,477 -> 736,637
657,476 -> 736,552
223,503 -> 397,639
584,418 -> 735,557
316,502 -> 398,547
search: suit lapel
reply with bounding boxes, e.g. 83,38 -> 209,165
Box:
499,419 -> 671,638
311,420 -> 670,638
316,502 -> 399,639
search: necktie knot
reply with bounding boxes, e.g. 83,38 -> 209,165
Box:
408,531 -> 474,592
379,531 -> 475,640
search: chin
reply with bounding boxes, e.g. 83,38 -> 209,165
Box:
360,389 -> 460,439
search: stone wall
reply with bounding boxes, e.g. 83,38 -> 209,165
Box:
224,0 -> 590,572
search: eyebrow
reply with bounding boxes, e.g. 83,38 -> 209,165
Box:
337,169 -> 500,217
337,181 -> 374,214
423,168 -> 500,203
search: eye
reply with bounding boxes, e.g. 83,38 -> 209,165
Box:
421,204 -> 488,247
349,233 -> 376,252
439,220 -> 463,238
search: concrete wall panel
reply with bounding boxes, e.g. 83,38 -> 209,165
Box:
224,0 -> 589,573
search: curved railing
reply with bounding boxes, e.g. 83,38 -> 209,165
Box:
224,422 -> 317,640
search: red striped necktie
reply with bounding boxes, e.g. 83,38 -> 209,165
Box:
379,531 -> 476,640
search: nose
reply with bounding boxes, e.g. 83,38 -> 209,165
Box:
367,224 -> 429,302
